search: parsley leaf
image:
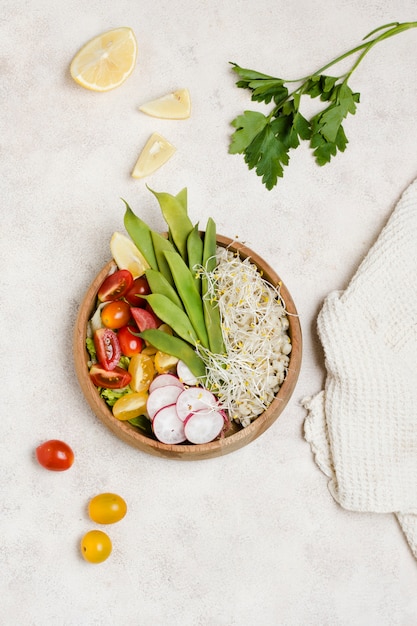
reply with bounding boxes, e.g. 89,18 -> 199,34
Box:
229,21 -> 417,189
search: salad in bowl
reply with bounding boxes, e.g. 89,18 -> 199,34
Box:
73,187 -> 302,460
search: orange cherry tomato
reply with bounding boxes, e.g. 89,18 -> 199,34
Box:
101,300 -> 131,329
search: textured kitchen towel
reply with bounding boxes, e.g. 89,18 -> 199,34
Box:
303,177 -> 417,560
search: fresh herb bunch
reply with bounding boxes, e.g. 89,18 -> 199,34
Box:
229,21 -> 417,190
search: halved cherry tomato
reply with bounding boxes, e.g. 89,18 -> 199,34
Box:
128,353 -> 155,392
98,269 -> 134,302
130,307 -> 159,331
94,328 -> 121,370
36,439 -> 74,471
101,300 -> 131,329
89,364 -> 131,389
124,276 -> 150,307
117,325 -> 144,357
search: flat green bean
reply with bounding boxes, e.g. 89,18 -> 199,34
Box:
187,224 -> 204,294
139,329 -> 206,379
149,188 -> 193,261
151,231 -> 177,287
145,269 -> 185,310
122,200 -> 158,270
139,294 -> 198,345
164,250 -> 209,348
175,187 -> 188,212
202,218 -> 225,354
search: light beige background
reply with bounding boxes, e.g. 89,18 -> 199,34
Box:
2,1 -> 417,625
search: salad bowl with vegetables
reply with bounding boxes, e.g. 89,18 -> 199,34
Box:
73,188 -> 302,460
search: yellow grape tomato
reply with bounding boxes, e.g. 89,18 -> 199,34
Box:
154,350 -> 179,374
112,391 -> 148,420
128,353 -> 155,392
80,530 -> 112,563
88,493 -> 127,524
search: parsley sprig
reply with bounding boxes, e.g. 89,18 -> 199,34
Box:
229,21 -> 417,190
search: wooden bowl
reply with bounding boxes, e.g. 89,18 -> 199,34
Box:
73,235 -> 302,460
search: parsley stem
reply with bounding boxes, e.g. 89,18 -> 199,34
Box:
292,21 -> 417,83
266,21 -> 417,122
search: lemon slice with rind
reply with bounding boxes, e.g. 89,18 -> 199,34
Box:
70,27 -> 137,92
131,132 -> 176,179
139,89 -> 191,119
110,232 -> 150,278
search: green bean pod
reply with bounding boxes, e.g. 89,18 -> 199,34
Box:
139,329 -> 206,379
122,200 -> 159,270
187,224 -> 204,294
139,294 -> 198,345
202,218 -> 225,354
145,269 -> 185,311
148,188 -> 193,262
164,250 -> 209,348
151,231 -> 177,287
175,187 -> 188,212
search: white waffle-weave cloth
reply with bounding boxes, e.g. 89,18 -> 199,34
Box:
302,177 -> 417,560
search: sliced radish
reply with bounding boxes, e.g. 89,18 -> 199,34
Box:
149,373 -> 184,394
147,384 -> 184,420
183,408 -> 225,444
175,387 -> 219,422
177,360 -> 199,386
152,405 -> 186,444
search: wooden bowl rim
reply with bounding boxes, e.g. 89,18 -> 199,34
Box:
73,234 -> 302,460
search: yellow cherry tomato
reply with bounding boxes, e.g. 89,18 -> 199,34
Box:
80,530 -> 112,563
88,493 -> 127,524
154,350 -> 179,374
128,353 -> 155,392
112,391 -> 148,420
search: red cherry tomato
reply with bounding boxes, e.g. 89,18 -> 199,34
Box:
89,364 -> 131,389
117,325 -> 144,357
36,439 -> 74,471
98,270 -> 134,302
124,277 -> 151,307
101,300 -> 131,329
130,307 -> 159,331
94,328 -> 121,370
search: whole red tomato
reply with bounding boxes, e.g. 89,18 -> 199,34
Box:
36,440 -> 74,471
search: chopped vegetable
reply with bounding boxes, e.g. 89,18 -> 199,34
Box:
152,405 -> 186,444
229,21 -> 417,189
146,384 -> 183,420
183,408 -> 225,445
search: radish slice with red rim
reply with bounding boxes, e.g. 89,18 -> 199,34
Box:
149,373 -> 184,394
147,384 -> 184,420
175,387 -> 219,422
183,408 -> 225,444
152,405 -> 186,444
177,360 -> 199,386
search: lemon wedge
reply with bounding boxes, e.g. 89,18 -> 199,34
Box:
70,27 -> 137,92
131,132 -> 176,179
139,89 -> 191,119
110,232 -> 150,278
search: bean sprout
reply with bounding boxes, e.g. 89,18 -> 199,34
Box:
195,247 -> 292,427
